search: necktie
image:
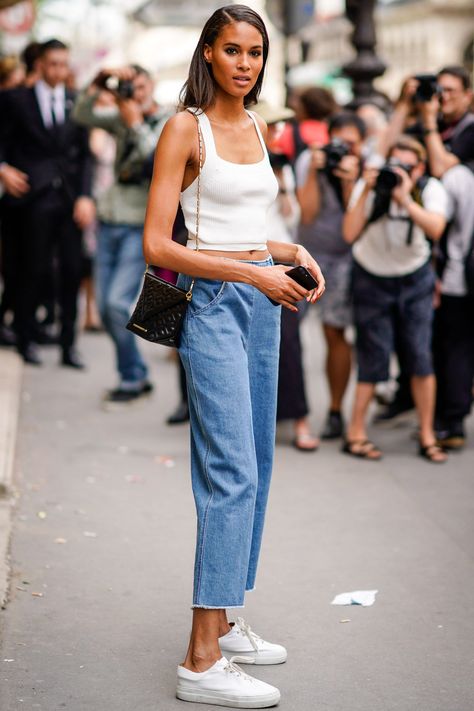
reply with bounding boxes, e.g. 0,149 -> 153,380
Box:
50,93 -> 58,127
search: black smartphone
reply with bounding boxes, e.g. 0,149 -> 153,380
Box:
285,265 -> 318,290
267,265 -> 318,306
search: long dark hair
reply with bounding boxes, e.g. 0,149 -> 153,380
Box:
179,5 -> 269,111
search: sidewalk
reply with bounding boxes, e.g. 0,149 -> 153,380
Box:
0,323 -> 474,711
0,350 -> 22,610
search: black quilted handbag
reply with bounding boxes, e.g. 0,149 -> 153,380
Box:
126,271 -> 193,347
126,110 -> 202,347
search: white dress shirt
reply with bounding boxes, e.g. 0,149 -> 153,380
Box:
35,79 -> 66,128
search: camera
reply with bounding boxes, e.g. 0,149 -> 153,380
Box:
375,160 -> 413,195
375,166 -> 401,194
95,72 -> 135,99
105,75 -> 134,99
269,151 -> 290,171
414,74 -> 439,102
321,139 -> 350,172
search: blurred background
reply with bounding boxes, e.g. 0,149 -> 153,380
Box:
1,0 -> 472,107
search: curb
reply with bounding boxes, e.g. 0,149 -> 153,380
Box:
0,350 -> 23,609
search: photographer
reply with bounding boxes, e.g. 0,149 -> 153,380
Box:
296,112 -> 366,440
387,68 -> 474,177
433,163 -> 474,450
73,66 -> 168,406
342,136 -> 449,463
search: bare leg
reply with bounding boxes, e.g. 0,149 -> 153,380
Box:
218,608 -> 231,636
346,382 -> 382,459
323,324 -> 351,411
182,609 -> 227,672
347,382 -> 375,440
293,416 -> 319,450
82,276 -> 101,329
411,374 -> 447,462
182,608 -> 232,672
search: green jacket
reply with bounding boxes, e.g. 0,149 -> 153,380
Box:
73,91 -> 169,226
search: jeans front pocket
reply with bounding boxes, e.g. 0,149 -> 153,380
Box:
185,277 -> 227,318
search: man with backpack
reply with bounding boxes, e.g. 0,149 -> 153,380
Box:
342,136 -> 449,463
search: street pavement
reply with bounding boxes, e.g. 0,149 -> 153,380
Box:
0,313 -> 473,711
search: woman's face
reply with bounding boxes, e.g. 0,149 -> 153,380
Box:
203,21 -> 264,101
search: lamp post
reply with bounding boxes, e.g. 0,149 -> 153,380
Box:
342,0 -> 387,108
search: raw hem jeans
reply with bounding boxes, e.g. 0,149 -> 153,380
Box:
177,257 -> 281,609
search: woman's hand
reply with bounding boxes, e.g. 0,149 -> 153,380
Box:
257,264 -> 312,312
294,245 -> 326,303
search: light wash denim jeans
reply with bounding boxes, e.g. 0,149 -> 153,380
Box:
177,257 -> 281,608
95,221 -> 148,389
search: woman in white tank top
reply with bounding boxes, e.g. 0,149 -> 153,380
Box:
143,6 -> 325,707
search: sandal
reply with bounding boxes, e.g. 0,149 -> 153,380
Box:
292,432 -> 319,452
419,442 -> 447,464
342,438 -> 383,460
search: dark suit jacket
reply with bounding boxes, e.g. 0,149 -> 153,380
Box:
0,85 -> 93,208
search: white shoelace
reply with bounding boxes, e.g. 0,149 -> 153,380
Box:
235,617 -> 263,652
224,656 -> 256,682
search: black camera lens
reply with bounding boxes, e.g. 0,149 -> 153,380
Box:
414,74 -> 439,102
322,140 -> 350,172
103,75 -> 134,99
117,80 -> 134,100
375,166 -> 402,194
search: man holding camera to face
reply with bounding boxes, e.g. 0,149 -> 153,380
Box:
382,68 -> 474,448
296,113 -> 366,440
73,66 -> 168,406
342,136 -> 449,463
389,67 -> 474,177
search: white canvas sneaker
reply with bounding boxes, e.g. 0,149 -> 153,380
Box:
176,656 -> 280,708
219,618 -> 287,665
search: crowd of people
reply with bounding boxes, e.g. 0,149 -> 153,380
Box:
0,40 -> 473,463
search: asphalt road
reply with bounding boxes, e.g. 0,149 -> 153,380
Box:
0,314 -> 473,711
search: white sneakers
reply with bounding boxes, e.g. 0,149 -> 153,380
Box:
176,619 -> 287,708
219,617 -> 288,665
176,656 -> 281,708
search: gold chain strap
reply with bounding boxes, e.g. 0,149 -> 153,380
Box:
145,109 -> 202,303
185,111 -> 203,300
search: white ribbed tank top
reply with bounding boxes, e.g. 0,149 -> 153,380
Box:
180,109 -> 279,252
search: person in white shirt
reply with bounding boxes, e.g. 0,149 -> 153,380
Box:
342,136 -> 449,463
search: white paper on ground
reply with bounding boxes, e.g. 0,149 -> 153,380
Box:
331,590 -> 379,606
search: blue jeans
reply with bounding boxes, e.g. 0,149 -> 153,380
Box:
177,258 -> 281,608
95,221 -> 148,388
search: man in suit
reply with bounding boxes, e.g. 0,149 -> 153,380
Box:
0,39 -> 95,366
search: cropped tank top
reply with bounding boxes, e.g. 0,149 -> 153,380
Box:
180,109 -> 279,251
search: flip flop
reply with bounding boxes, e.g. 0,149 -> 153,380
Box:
419,442 -> 447,463
292,432 -> 319,452
342,438 -> 383,460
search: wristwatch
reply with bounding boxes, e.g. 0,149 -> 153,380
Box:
422,127 -> 437,136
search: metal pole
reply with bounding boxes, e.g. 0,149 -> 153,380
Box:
343,0 -> 387,109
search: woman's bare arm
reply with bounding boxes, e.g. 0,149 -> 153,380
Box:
142,112 -> 311,310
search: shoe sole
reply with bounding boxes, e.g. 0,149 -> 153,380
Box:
220,650 -> 287,665
101,391 -> 153,412
176,687 -> 280,707
436,436 -> 465,450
